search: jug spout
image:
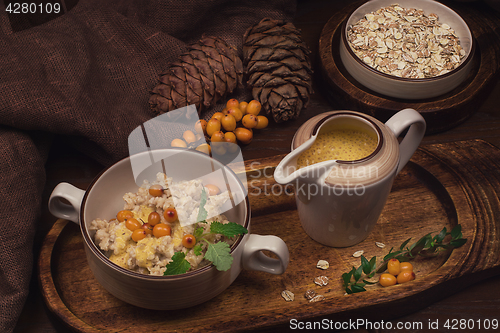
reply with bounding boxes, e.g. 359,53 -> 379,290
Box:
274,136 -> 338,185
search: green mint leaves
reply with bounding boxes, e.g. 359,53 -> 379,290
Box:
204,242 -> 233,271
163,222 -> 247,276
342,224 -> 467,294
164,186 -> 248,276
164,252 -> 191,276
210,221 -> 248,238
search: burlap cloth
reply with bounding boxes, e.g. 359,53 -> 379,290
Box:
0,0 -> 296,331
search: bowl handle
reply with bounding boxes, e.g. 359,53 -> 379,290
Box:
241,234 -> 289,274
385,108 -> 426,175
48,182 -> 85,224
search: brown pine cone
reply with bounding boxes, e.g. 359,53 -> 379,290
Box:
149,36 -> 243,118
243,18 -> 313,123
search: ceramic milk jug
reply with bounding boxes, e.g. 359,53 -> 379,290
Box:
274,109 -> 426,247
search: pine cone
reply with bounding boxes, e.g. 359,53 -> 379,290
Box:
243,18 -> 313,123
149,36 -> 243,118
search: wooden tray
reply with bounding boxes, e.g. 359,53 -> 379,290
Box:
38,140 -> 500,332
318,0 -> 500,134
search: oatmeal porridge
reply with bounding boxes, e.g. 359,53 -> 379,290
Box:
89,172 -> 240,276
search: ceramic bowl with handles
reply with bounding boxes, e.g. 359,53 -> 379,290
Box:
49,148 -> 289,310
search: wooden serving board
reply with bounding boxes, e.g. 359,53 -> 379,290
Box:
318,0 -> 500,134
38,140 -> 500,332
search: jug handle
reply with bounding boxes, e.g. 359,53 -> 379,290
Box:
385,108 -> 426,175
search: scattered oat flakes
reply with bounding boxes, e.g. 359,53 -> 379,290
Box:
314,276 -> 329,286
316,260 -> 329,270
304,289 -> 316,300
376,242 -> 386,248
353,250 -> 364,258
309,295 -> 325,303
281,290 -> 295,302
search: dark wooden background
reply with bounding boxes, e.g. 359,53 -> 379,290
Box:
14,0 -> 500,332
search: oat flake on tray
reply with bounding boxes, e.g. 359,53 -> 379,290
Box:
347,3 -> 466,78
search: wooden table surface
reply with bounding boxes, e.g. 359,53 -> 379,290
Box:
14,0 -> 500,332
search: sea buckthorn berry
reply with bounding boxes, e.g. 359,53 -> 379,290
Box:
182,234 -> 197,248
396,271 -> 416,284
211,142 -> 227,155
153,223 -> 171,238
206,118 -> 221,137
211,112 -> 224,122
226,98 -> 239,109
125,218 -> 142,231
141,223 -> 153,235
117,210 -> 133,222
170,138 -> 187,148
221,114 -> 237,132
255,115 -> 269,129
242,114 -> 258,129
205,184 -> 220,196
196,143 -> 211,155
164,207 -> 178,223
182,130 -> 197,144
239,101 -> 248,114
234,127 -> 253,144
148,212 -> 161,226
379,273 -> 397,287
131,229 -> 147,242
224,107 -> 243,122
246,100 -> 262,116
224,131 -> 237,144
149,184 -> 164,197
400,262 -> 414,273
210,131 -> 225,143
387,258 -> 401,276
194,119 -> 207,136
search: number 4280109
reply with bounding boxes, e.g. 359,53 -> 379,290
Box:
444,319 -> 498,330
5,3 -> 61,14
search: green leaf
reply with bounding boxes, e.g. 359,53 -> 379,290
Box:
193,244 -> 203,256
164,252 -> 191,275
210,221 -> 248,238
350,285 -> 366,293
377,261 -> 389,274
400,238 -> 411,251
194,227 -> 205,239
353,265 -> 363,281
450,238 -> 467,248
361,256 -> 371,275
204,242 -> 233,271
197,187 -> 208,222
342,272 -> 353,287
383,250 -> 401,261
409,234 -> 431,256
434,227 -> 447,243
451,225 -> 462,239
369,256 -> 377,271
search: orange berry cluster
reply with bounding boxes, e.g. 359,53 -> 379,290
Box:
379,259 -> 416,287
114,186 -> 178,242
171,99 -> 268,155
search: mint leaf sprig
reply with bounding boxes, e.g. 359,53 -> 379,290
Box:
164,187 -> 248,276
342,225 -> 467,294
164,221 -> 248,275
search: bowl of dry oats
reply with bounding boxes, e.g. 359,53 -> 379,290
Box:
340,0 -> 474,100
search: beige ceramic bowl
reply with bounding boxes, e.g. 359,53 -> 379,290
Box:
340,0 -> 475,99
49,148 -> 289,310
